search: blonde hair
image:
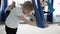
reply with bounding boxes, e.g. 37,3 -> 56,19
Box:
22,1 -> 33,11
8,5 -> 13,10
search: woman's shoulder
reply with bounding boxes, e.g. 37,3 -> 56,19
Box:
14,7 -> 22,9
11,7 -> 19,11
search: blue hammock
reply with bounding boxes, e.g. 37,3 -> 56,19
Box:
31,0 -> 45,28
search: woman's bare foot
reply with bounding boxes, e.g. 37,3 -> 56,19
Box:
58,23 -> 60,26
44,23 -> 49,28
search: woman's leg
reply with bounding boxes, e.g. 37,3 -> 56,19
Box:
5,26 -> 17,34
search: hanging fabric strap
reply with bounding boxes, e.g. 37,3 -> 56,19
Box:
37,0 -> 44,21
46,0 -> 54,14
46,0 -> 54,23
31,0 -> 45,28
1,0 -> 8,22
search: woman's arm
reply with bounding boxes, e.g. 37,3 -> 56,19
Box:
18,16 -> 37,26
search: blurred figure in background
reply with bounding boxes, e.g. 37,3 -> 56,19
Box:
5,1 -> 16,19
11,1 -> 16,8
41,0 -> 46,9
5,5 -> 13,17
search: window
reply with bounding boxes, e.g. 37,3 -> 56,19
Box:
8,0 -> 31,7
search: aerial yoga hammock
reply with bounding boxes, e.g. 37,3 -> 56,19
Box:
31,0 -> 45,28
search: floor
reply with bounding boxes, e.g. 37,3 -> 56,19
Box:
0,24 -> 60,34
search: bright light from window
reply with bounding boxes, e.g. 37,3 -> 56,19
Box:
53,0 -> 60,15
8,0 -> 60,15
8,0 -> 31,7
